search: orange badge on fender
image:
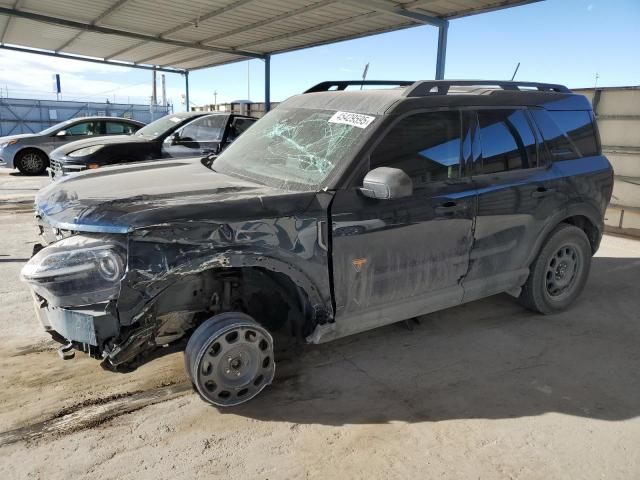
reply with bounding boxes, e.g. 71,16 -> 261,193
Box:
352,258 -> 367,272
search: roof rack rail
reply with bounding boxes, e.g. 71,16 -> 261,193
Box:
404,80 -> 571,97
304,80 -> 414,93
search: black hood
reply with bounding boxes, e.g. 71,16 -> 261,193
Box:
53,134 -> 150,155
35,158 -> 302,233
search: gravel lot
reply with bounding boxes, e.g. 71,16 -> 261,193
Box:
1,170 -> 639,479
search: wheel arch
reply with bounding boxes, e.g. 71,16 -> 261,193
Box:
15,146 -> 49,162
118,251 -> 332,339
525,204 -> 603,267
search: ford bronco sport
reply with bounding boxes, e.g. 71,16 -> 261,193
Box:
21,80 -> 613,407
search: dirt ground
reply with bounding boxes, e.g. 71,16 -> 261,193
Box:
1,172 -> 639,479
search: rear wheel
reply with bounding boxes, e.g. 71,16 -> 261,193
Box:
16,149 -> 48,175
518,223 -> 592,314
185,312 -> 275,407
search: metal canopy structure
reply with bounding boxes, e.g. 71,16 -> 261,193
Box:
0,0 -> 541,110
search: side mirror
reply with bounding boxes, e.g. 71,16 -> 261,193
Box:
361,167 -> 413,200
56,130 -> 67,137
170,132 -> 181,145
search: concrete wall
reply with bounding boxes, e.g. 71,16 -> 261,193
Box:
574,86 -> 640,236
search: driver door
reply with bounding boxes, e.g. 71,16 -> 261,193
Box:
329,110 -> 477,337
162,115 -> 225,157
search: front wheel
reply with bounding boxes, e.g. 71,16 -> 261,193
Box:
518,223 -> 592,314
185,312 -> 276,407
16,149 -> 48,175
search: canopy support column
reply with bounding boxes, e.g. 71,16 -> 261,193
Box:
264,54 -> 271,112
435,21 -> 448,80
184,70 -> 190,111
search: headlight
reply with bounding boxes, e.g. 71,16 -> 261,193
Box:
0,139 -> 18,148
68,145 -> 105,157
21,235 -> 127,307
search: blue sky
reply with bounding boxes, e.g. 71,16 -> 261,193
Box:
0,0 -> 637,109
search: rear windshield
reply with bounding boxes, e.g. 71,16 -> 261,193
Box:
213,108 -> 376,191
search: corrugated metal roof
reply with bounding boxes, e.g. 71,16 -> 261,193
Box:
0,0 -> 542,71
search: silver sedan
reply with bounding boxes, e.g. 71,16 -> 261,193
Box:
0,116 -> 144,175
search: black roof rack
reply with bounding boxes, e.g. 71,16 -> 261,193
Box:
304,80 -> 414,93
404,80 -> 571,97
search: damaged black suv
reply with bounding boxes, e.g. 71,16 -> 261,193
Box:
22,80 -> 613,407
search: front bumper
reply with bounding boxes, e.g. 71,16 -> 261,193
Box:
49,157 -> 86,178
32,294 -> 119,353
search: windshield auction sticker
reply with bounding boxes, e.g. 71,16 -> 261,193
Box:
329,111 -> 375,129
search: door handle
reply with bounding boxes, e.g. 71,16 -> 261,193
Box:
531,186 -> 556,198
435,201 -> 467,214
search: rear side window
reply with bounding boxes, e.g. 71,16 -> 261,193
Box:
475,109 -> 536,174
370,111 -> 462,186
106,121 -> 137,134
530,109 -> 599,161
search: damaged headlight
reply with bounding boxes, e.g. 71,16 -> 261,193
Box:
21,235 -> 127,307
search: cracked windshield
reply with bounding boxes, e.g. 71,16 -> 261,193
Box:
213,108 -> 375,191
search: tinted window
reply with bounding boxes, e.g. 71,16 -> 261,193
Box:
106,121 -> 137,134
228,117 -> 256,141
475,109 -> 536,174
370,111 -> 461,186
530,109 -> 598,161
65,121 -> 102,136
180,115 -> 227,142
548,110 -> 598,157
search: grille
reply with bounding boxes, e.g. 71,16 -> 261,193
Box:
49,158 -> 64,177
49,159 -> 86,177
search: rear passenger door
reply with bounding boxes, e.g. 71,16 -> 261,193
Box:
463,108 -> 564,301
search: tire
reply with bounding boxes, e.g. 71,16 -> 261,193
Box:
185,312 -> 276,407
16,149 -> 48,175
518,223 -> 592,314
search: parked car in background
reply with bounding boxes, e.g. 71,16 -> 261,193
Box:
22,80 -> 612,407
0,117 -> 144,175
49,111 -> 258,178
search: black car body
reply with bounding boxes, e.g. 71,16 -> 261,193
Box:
22,80 -> 613,407
49,111 -> 257,177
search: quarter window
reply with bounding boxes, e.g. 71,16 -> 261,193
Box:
106,121 -> 137,134
530,109 -> 599,161
370,111 -> 462,186
475,109 -> 536,174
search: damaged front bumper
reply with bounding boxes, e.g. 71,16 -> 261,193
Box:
31,295 -> 119,358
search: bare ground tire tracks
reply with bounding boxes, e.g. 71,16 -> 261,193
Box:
0,382 -> 191,446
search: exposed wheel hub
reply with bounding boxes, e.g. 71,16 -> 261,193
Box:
186,314 -> 275,407
546,245 -> 580,297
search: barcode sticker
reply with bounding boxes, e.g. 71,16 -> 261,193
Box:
328,111 -> 375,129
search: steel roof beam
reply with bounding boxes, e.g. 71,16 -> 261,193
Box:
56,0 -> 134,52
160,0 -> 256,38
237,11 -> 381,49
0,0 -> 22,44
0,6 -> 265,59
0,44 -> 186,74
340,0 -> 447,27
199,0 -> 338,45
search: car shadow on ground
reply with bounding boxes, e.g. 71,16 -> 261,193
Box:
228,256 -> 640,425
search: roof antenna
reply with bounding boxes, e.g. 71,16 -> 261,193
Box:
510,62 -> 520,81
360,62 -> 370,90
